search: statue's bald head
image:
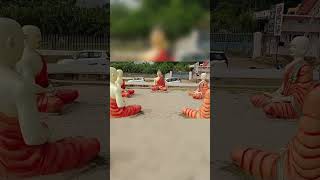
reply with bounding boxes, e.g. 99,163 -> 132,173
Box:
22,25 -> 42,49
201,73 -> 207,80
117,69 -> 123,78
110,67 -> 118,83
0,18 -> 24,67
290,36 -> 310,58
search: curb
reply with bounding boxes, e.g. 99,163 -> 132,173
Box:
50,80 -> 199,88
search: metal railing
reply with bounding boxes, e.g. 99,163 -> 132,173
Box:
41,34 -> 109,51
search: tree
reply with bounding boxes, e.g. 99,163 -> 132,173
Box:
110,0 -> 208,40
0,0 -> 109,35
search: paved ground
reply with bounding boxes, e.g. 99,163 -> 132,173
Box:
110,89 -> 210,180
26,85 -> 108,180
213,57 -> 319,80
212,88 -> 297,180
227,57 -> 274,69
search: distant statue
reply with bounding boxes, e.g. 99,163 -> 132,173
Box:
231,84 -> 320,180
182,89 -> 210,119
287,3 -> 301,14
250,36 -> 315,119
151,70 -> 168,92
0,17 -> 100,178
141,27 -> 173,62
16,25 -> 79,114
110,67 -> 142,118
188,73 -> 209,99
116,69 -> 135,98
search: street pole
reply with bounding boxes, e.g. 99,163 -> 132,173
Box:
275,36 -> 280,69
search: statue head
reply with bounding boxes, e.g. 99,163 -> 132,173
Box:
22,25 -> 42,49
200,73 -> 207,80
289,36 -> 310,58
0,18 -> 24,67
157,70 -> 163,77
150,27 -> 168,49
117,69 -> 123,79
110,67 -> 118,83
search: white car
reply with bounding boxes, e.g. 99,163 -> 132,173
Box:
57,50 -> 107,65
165,77 -> 182,83
127,77 -> 145,83
211,51 -> 229,66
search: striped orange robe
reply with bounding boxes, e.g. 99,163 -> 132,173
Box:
231,84 -> 320,180
182,89 -> 210,119
0,113 -> 100,178
251,61 -> 314,119
189,80 -> 209,99
110,98 -> 142,118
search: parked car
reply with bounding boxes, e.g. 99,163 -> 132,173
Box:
165,77 -> 182,83
57,50 -> 107,65
127,77 -> 145,83
211,51 -> 229,67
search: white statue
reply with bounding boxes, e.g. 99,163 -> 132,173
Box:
251,36 -> 314,119
0,18 -> 50,145
116,69 -> 124,88
0,19 -> 100,178
110,67 -> 125,108
110,67 -> 142,118
16,25 -> 50,93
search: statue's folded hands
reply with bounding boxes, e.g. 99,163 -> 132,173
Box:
250,36 -> 315,120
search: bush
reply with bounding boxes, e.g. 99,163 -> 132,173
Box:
110,62 -> 192,74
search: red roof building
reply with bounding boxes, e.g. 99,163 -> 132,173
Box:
297,0 -> 319,15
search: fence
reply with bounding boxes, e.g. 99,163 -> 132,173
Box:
211,33 -> 254,56
41,34 -> 109,51
171,71 -> 190,79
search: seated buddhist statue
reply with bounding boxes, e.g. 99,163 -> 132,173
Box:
182,89 -> 210,119
16,25 -> 79,114
110,67 -> 142,118
188,73 -> 209,99
151,70 -> 168,92
230,84 -> 320,180
140,27 -> 173,62
116,69 -> 135,98
0,18 -> 100,178
250,36 -> 314,119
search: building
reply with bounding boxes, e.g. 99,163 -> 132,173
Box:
254,0 -> 320,58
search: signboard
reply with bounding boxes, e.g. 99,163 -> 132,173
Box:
267,5 -> 276,33
255,10 -> 271,20
274,3 -> 284,36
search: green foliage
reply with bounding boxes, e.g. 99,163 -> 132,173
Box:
111,0 -> 208,40
0,0 -> 109,35
110,62 -> 191,74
